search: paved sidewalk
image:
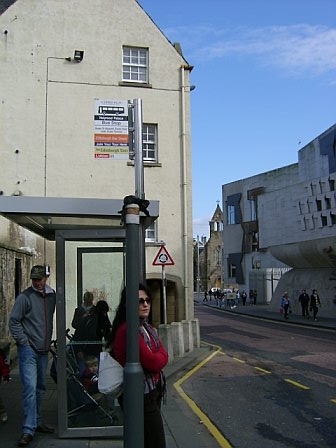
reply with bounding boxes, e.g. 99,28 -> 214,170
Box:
0,345 -> 217,448
196,297 -> 336,331
1,303 -> 334,448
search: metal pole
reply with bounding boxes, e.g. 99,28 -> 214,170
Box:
162,265 -> 167,324
133,98 -> 144,200
197,235 -> 200,300
133,98 -> 146,283
124,202 -> 144,448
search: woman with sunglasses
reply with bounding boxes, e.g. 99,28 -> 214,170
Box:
109,283 -> 168,448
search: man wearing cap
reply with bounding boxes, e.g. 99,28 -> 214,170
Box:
9,265 -> 56,446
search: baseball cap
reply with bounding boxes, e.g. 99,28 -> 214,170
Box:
30,265 -> 49,279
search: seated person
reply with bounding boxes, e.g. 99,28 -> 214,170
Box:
81,355 -> 99,395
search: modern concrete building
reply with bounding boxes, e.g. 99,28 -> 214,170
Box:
0,0 -> 194,339
222,124 -> 336,316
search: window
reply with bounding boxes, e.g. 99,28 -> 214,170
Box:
214,221 -> 223,232
143,124 -> 157,162
227,205 -> 235,225
215,246 -> 221,265
123,47 -> 148,83
250,198 -> 257,221
252,231 -> 259,251
226,193 -> 241,224
145,222 -> 156,243
229,263 -> 236,278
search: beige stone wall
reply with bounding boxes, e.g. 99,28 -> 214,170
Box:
0,0 -> 194,325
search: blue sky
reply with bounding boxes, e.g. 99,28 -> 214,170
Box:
139,0 -> 336,238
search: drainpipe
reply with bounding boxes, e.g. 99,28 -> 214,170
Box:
180,66 -> 189,320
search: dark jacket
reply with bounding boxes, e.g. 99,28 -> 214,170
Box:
9,285 -> 56,353
72,306 -> 111,342
310,293 -> 321,308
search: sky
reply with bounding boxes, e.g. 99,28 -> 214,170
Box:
139,0 -> 336,238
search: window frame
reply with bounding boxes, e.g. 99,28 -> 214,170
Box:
145,221 -> 157,243
227,205 -> 236,225
229,263 -> 237,278
122,46 -> 148,84
142,123 -> 157,162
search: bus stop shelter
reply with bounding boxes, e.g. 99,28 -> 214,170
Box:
0,195 -> 159,438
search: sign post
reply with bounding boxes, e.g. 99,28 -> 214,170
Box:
152,244 -> 174,324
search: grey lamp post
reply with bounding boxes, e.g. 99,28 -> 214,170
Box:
124,202 -> 144,448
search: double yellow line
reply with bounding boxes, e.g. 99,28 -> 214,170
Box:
173,346 -> 232,448
173,344 -> 336,447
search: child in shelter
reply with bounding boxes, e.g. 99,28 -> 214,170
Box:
81,355 -> 99,395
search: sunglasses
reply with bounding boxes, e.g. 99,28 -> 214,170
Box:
138,298 -> 152,305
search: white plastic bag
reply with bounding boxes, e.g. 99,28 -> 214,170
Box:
98,351 -> 123,397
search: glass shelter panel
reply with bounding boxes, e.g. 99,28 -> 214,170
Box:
56,237 -> 125,438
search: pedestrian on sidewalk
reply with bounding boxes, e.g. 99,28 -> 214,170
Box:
253,290 -> 257,305
9,265 -> 56,447
0,343 -> 10,423
310,289 -> 321,321
108,283 -> 168,448
241,290 -> 247,306
298,289 -> 310,318
280,292 -> 291,320
203,290 -> 208,302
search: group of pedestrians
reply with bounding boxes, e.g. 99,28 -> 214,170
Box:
298,288 -> 321,320
3,265 -> 168,448
281,288 -> 321,321
203,288 -> 253,309
203,288 -> 256,308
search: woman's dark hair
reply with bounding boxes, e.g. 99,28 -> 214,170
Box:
95,300 -> 109,314
108,283 -> 151,348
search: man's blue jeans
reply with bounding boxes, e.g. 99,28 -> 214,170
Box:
18,345 -> 48,435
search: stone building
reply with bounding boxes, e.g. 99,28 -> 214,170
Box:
193,204 -> 224,294
206,204 -> 224,290
0,0 -> 195,339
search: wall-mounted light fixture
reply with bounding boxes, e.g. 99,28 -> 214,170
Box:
73,50 -> 84,62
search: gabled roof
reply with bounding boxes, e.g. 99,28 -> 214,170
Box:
136,0 -> 192,69
210,204 -> 223,222
0,0 -> 17,15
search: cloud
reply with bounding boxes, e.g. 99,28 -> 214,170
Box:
166,24 -> 336,77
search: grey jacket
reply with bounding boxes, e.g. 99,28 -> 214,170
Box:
9,284 -> 56,354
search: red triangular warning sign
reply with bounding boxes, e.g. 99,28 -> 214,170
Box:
152,245 -> 175,266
